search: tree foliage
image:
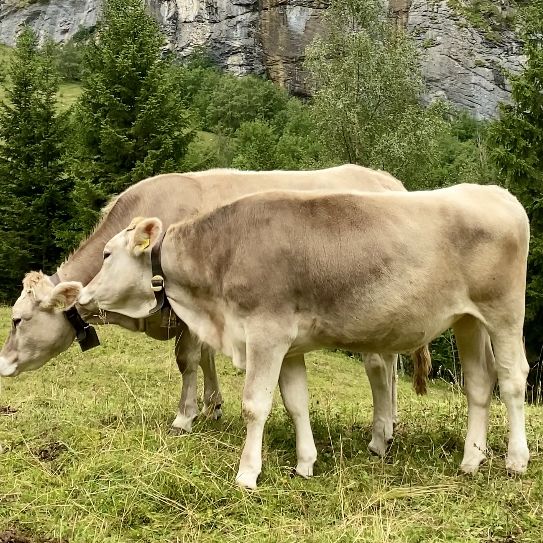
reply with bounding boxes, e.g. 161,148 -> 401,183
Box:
65,0 -> 194,245
304,0 -> 448,188
488,0 -> 543,359
0,28 -> 70,300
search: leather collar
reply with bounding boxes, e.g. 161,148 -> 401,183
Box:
49,272 -> 101,352
148,232 -> 169,316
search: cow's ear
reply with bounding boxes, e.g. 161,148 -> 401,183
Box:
131,217 -> 163,256
41,282 -> 83,312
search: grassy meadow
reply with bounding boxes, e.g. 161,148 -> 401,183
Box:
0,307 -> 542,542
0,44 -> 82,107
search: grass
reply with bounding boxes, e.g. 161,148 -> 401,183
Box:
0,45 -> 82,108
56,83 -> 82,110
0,306 -> 542,542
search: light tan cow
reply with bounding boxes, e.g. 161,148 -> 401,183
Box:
0,165 -> 428,458
78,183 -> 530,489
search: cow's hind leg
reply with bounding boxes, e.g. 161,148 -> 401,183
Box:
200,344 -> 223,420
454,316 -> 496,473
392,357 -> 398,425
364,353 -> 395,456
488,328 -> 530,473
279,354 -> 317,478
171,329 -> 204,433
236,328 -> 291,489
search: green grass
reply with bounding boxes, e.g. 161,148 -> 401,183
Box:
0,306 -> 542,542
0,45 -> 82,108
57,82 -> 82,109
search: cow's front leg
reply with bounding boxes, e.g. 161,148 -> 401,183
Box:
236,332 -> 290,489
363,353 -> 395,456
171,327 -> 203,433
200,344 -> 223,420
279,354 -> 317,478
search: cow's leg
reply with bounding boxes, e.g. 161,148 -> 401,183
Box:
364,352 -> 394,456
200,344 -> 223,420
279,354 -> 317,478
488,328 -> 530,473
391,356 -> 399,425
171,329 -> 203,433
236,332 -> 290,489
454,316 -> 496,473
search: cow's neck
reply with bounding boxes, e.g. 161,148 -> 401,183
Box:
56,207 -> 132,286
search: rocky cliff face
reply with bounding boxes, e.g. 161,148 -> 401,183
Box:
407,0 -> 524,119
0,0 -> 524,119
0,0 -> 99,44
145,0 -> 264,75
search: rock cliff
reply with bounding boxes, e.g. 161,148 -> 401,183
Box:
407,0 -> 524,119
0,0 -> 525,119
0,0 -> 98,44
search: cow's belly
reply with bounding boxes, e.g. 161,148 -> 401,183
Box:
290,310 -> 464,355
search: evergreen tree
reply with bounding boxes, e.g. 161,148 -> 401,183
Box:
489,0 -> 543,360
0,27 -> 70,301
66,0 -> 194,243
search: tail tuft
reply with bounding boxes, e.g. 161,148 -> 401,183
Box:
412,345 -> 432,395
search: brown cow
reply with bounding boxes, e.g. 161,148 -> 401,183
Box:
0,165 -> 428,459
78,183 -> 530,488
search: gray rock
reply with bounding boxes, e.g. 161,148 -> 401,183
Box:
407,0 -> 525,119
0,0 -> 99,45
0,0 -> 526,119
147,0 -> 263,75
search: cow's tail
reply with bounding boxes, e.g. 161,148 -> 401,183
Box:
412,345 -> 432,395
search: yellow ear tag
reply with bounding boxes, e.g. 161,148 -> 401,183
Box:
140,238 -> 150,250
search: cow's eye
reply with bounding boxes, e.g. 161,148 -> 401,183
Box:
103,252 -> 111,260
12,318 -> 21,328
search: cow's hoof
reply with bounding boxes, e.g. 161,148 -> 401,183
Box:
368,439 -> 386,457
506,462 -> 527,475
170,413 -> 197,434
506,451 -> 529,475
210,405 -> 223,420
235,471 -> 258,490
460,449 -> 485,474
295,461 -> 314,479
459,462 -> 480,475
201,403 -> 222,421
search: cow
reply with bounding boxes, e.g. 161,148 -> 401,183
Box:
77,183 -> 530,489
0,165 -> 430,460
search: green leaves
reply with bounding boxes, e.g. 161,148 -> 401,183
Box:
66,0 -> 194,238
304,0 -> 446,186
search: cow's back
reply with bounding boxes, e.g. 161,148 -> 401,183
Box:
116,165 -> 404,230
169,184 -> 528,353
183,164 -> 405,212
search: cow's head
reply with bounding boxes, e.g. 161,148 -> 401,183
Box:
0,272 -> 82,376
78,217 -> 163,319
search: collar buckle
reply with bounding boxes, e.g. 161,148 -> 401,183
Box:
151,275 -> 164,292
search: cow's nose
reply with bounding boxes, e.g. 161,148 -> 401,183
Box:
0,356 -> 18,377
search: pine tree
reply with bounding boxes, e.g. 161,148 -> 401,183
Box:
66,0 -> 194,242
489,0 -> 543,359
0,27 -> 70,301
